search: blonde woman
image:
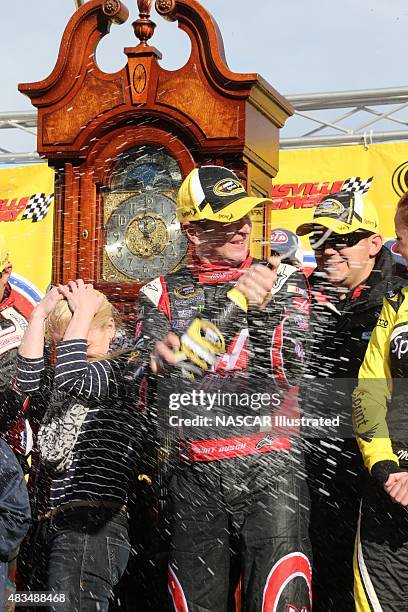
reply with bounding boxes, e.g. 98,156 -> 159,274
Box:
16,280 -> 144,612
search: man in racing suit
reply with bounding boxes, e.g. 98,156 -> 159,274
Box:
296,191 -> 403,611
352,284 -> 408,611
0,235 -> 34,602
0,236 -> 33,445
139,166 -> 312,612
352,194 -> 408,611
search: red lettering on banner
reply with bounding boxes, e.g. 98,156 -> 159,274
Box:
309,183 -> 322,195
270,180 -> 348,211
278,198 -> 296,209
293,197 -> 313,209
270,200 -> 282,210
271,184 -> 292,197
331,180 -> 344,193
319,181 -> 331,195
0,197 -> 28,222
291,183 -> 306,196
270,195 -> 325,210
271,180 -> 345,198
300,197 -> 317,208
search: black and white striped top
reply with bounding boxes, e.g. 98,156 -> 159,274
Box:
16,339 -> 145,513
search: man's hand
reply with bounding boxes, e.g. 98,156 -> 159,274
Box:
384,472 -> 408,506
234,255 -> 280,309
150,332 -> 181,375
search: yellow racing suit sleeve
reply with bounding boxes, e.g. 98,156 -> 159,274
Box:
352,296 -> 399,476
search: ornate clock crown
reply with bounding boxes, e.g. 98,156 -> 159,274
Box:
133,0 -> 156,45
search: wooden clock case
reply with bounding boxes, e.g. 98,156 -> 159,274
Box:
19,0 -> 293,317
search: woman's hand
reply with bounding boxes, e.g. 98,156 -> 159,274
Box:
19,287 -> 64,359
34,286 -> 64,319
58,280 -> 104,316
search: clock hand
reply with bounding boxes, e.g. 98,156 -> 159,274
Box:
138,216 -> 157,239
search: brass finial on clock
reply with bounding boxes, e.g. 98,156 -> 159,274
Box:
133,0 -> 156,45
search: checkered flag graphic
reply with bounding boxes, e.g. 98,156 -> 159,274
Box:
20,193 -> 54,222
342,176 -> 373,195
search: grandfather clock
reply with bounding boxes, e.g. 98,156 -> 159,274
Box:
19,0 -> 293,314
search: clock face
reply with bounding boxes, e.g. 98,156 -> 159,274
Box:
105,192 -> 188,282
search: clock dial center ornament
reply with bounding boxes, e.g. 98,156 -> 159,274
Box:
126,213 -> 168,257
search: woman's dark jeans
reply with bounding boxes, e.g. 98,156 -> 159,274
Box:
22,507 -> 130,612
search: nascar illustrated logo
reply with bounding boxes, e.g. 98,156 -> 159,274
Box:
213,178 -> 245,197
270,177 -> 371,210
0,193 -> 54,222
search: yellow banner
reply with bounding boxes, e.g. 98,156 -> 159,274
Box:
269,141 -> 408,265
0,164 -> 54,301
2,144 -> 408,290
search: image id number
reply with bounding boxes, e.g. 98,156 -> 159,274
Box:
7,591 -> 67,607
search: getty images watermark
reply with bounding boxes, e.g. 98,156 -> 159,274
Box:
167,390 -> 341,429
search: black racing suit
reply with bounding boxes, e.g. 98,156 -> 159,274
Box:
0,285 -> 32,612
353,285 -> 408,611
138,258 -> 312,612
302,247 -> 404,612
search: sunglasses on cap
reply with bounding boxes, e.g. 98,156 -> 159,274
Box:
310,230 -> 374,251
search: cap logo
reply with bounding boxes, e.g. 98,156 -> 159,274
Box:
215,212 -> 234,221
174,285 -> 204,299
316,199 -> 345,216
270,230 -> 289,244
333,223 -> 350,232
180,208 -> 197,219
213,178 -> 246,197
363,217 -> 378,229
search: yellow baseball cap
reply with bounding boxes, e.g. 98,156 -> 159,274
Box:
0,236 -> 11,270
177,166 -> 272,223
296,191 -> 380,236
